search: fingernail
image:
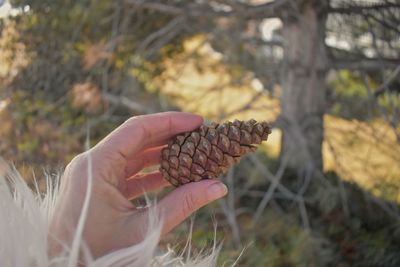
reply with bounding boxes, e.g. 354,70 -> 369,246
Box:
207,182 -> 228,200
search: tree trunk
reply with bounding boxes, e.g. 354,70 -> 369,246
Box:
280,0 -> 329,174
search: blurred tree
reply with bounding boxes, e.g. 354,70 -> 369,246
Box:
4,0 -> 399,174
126,0 -> 399,175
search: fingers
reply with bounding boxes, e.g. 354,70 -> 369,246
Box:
94,112 -> 203,160
125,146 -> 165,178
156,180 -> 228,235
125,172 -> 170,200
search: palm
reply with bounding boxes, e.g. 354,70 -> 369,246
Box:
48,112 -> 228,259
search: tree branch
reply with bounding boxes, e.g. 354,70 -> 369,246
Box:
103,93 -> 154,114
364,11 -> 400,35
126,1 -> 182,16
328,2 -> 400,14
136,16 -> 184,54
332,58 -> 400,71
373,65 -> 400,97
125,0 -> 290,19
252,154 -> 289,224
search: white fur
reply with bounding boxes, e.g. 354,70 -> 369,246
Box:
0,159 -> 221,267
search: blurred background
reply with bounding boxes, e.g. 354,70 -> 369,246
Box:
1,0 -> 400,266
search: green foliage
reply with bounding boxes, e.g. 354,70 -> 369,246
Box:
328,70 -> 371,120
237,211 -> 334,267
328,70 -> 400,120
1,0 -> 189,169
377,93 -> 400,115
331,70 -> 368,98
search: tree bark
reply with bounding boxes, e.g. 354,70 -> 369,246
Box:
279,0 -> 329,174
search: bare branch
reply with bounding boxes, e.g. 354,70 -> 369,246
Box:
298,199 -> 310,230
128,1 -> 182,15
373,65 -> 400,97
332,58 -> 400,70
252,154 -> 289,224
125,0 -> 290,19
235,0 -> 292,19
219,168 -> 242,248
136,16 -> 184,54
325,140 -> 350,218
328,2 -> 400,14
364,11 -> 400,35
362,73 -> 400,143
103,93 -> 154,114
248,155 -> 299,202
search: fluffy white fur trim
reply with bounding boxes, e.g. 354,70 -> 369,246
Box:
0,159 -> 222,267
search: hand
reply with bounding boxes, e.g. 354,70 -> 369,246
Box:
49,112 -> 228,258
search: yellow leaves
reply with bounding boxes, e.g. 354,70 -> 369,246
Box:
0,20 -> 30,78
157,34 -> 280,122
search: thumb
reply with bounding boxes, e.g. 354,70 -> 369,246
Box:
157,180 -> 228,235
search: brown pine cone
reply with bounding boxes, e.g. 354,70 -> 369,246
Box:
159,119 -> 271,187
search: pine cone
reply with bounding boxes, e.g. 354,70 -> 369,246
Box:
159,119 -> 271,187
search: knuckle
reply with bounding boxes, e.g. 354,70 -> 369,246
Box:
66,153 -> 83,170
72,152 -> 86,162
64,152 -> 90,179
181,192 -> 197,218
124,115 -> 142,126
68,152 -> 89,167
125,115 -> 138,122
124,116 -> 147,140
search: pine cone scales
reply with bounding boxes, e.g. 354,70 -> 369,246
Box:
160,119 -> 271,186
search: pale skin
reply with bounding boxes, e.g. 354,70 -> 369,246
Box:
49,112 -> 228,259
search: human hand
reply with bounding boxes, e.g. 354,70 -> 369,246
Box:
49,112 -> 228,258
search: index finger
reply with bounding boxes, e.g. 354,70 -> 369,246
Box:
94,112 -> 203,159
